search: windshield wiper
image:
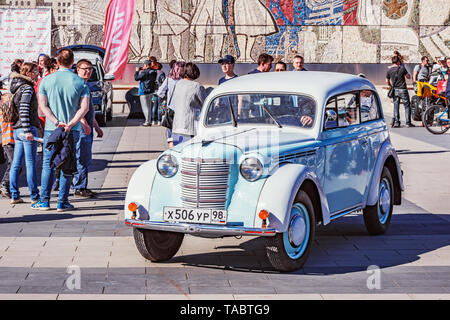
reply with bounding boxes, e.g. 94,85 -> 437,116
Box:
262,103 -> 282,128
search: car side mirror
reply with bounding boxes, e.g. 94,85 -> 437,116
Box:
324,109 -> 337,129
325,109 -> 337,122
104,73 -> 115,81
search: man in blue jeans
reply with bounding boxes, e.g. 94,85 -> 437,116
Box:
386,55 -> 415,128
32,49 -> 90,212
73,59 -> 103,198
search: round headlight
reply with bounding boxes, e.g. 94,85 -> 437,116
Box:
240,157 -> 263,181
157,154 -> 178,178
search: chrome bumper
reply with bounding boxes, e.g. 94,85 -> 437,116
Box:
124,219 -> 277,237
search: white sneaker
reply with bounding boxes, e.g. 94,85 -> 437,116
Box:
157,121 -> 161,126
152,121 -> 157,126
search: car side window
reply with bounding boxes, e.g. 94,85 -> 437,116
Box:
360,90 -> 380,122
336,93 -> 360,127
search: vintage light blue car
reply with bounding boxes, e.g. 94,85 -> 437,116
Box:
124,71 -> 403,272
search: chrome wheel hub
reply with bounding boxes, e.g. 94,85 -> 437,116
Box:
289,215 -> 306,247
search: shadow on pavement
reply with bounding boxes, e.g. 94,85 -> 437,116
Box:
0,212 -> 116,224
160,213 -> 450,274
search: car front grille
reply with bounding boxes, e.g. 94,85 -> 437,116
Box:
181,158 -> 230,209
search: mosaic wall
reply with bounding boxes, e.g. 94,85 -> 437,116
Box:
1,0 -> 449,64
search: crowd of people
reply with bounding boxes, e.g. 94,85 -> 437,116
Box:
0,49 -> 102,211
135,53 -> 309,147
385,50 -> 449,128
2,47 -> 448,210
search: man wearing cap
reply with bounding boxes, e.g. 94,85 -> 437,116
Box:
218,55 -> 238,85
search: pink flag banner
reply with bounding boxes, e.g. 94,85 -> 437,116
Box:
102,0 -> 135,80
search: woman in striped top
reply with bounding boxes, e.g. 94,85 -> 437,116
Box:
9,63 -> 41,204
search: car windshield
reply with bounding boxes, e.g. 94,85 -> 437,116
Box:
206,93 -> 316,128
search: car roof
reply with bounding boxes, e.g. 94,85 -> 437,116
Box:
209,71 -> 376,102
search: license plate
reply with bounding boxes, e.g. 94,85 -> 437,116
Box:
163,207 -> 227,225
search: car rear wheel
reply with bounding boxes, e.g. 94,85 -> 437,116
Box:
133,228 -> 184,262
363,167 -> 394,235
265,190 -> 315,272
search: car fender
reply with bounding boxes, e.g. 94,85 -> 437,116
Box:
366,140 -> 404,207
254,163 -> 330,233
124,159 -> 157,220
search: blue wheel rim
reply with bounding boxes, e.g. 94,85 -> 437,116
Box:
378,178 -> 391,224
283,203 -> 310,259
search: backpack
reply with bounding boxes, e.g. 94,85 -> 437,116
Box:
0,92 -> 19,123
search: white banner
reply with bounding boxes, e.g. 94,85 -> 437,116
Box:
0,8 -> 52,78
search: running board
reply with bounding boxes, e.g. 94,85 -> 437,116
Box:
329,207 -> 363,221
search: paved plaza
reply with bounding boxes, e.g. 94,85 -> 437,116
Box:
0,88 -> 449,300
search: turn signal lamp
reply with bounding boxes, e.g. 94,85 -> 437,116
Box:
128,202 -> 138,213
259,210 -> 269,220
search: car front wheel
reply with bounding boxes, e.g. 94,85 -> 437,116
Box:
133,228 -> 184,262
265,190 -> 315,272
363,166 -> 394,235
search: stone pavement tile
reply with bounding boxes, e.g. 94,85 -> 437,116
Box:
146,294 -> 190,300
234,294 -> 323,300
408,294 -> 450,300
108,257 -> 151,268
188,286 -> 235,294
17,285 -> 63,294
0,256 -> 35,268
230,286 -> 277,295
106,274 -> 148,287
74,248 -> 111,257
2,250 -> 41,257
393,279 -> 450,288
104,285 -> 147,294
58,294 -> 145,300
147,285 -> 189,295
188,279 -> 230,287
71,257 -> 109,268
58,283 -> 105,294
186,273 -> 230,281
0,293 -> 58,299
187,294 -> 235,300
274,286 -> 365,294
106,267 -> 146,275
321,293 -> 411,300
0,286 -> 20,293
32,256 -> 74,268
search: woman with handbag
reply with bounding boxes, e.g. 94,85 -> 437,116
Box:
171,63 -> 208,146
157,61 -> 185,148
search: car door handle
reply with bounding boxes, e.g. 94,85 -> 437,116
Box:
359,137 -> 369,146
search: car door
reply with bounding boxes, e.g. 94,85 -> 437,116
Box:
98,62 -> 113,112
321,92 -> 371,214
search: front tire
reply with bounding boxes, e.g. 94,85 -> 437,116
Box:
363,167 -> 394,235
265,190 -> 315,272
422,105 -> 450,135
133,228 -> 184,262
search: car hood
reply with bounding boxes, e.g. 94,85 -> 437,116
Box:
173,127 -> 318,159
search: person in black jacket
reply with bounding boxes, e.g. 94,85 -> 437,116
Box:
9,62 -> 41,204
134,59 -> 157,126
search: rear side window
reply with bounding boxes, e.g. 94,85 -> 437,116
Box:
360,90 -> 380,122
324,90 -> 380,130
